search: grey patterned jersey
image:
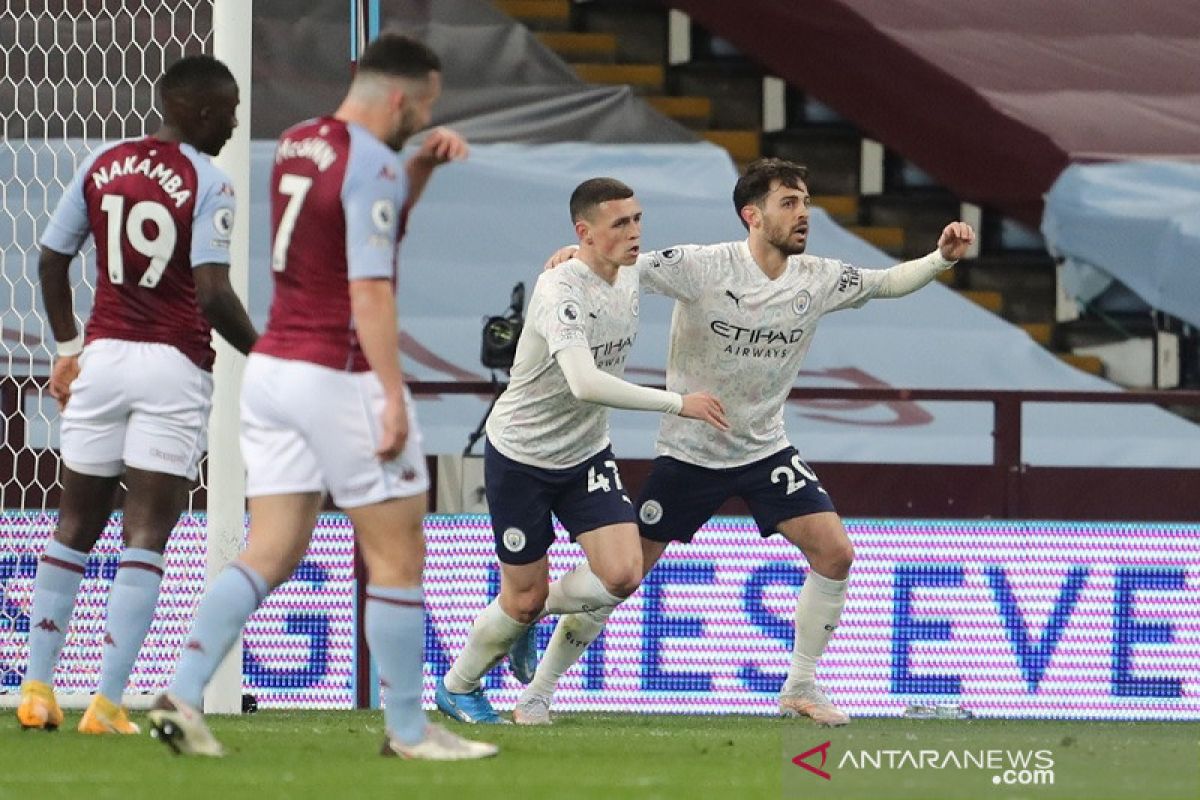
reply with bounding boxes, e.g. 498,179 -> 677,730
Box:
486,258 -> 642,468
638,240 -> 885,468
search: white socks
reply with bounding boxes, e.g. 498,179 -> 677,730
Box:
453,563 -> 842,698
542,562 -> 622,618
515,563 -> 846,701
524,606 -> 613,700
448,562 -> 623,699
783,569 -> 848,693
444,598 -> 530,694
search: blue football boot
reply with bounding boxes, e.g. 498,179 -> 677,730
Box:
435,676 -> 509,724
508,624 -> 538,685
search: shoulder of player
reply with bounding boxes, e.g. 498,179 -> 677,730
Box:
70,149 -> 106,188
532,264 -> 596,319
346,121 -> 393,160
646,241 -> 727,265
177,143 -> 231,186
342,126 -> 404,190
280,116 -> 328,138
78,137 -> 151,178
787,253 -> 852,275
534,259 -> 589,294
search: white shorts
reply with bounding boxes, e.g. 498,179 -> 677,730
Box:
240,353 -> 429,508
60,339 -> 212,480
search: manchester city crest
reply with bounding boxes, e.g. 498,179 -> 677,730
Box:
502,527 -> 527,552
792,290 -> 812,316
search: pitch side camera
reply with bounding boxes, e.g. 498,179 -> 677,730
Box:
465,282 -> 526,455
480,282 -> 525,370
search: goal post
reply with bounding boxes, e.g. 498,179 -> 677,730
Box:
0,0 -> 245,713
204,0 -> 253,716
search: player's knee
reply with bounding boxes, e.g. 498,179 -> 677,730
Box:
828,542 -> 855,578
599,565 -> 642,599
242,548 -> 307,590
506,584 -> 549,624
122,527 -> 172,553
53,521 -> 103,553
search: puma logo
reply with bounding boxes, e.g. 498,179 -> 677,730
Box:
725,289 -> 744,308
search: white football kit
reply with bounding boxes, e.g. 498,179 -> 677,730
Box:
639,241 -> 885,468
486,258 -> 644,469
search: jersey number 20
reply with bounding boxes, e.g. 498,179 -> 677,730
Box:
771,455 -> 821,496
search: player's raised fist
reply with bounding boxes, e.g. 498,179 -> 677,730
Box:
680,392 -> 730,431
937,221 -> 976,262
414,126 -> 468,166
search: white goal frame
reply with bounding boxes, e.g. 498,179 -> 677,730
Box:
0,0 -> 248,714
204,0 -> 252,715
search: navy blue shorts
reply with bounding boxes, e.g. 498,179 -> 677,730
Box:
484,439 -> 636,565
636,446 -> 837,543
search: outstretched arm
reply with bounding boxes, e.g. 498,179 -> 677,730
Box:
555,347 -> 729,430
403,127 -> 468,217
875,221 -> 975,298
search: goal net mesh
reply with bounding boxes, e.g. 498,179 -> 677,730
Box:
0,0 -> 213,698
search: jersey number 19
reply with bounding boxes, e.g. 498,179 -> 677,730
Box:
100,195 -> 176,288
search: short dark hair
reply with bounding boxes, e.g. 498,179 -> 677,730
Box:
159,55 -> 235,97
732,158 -> 809,229
357,32 -> 441,80
570,177 -> 635,222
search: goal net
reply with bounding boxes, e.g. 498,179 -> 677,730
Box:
0,0 -> 215,706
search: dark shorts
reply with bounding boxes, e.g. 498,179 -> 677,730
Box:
484,438 -> 636,565
637,446 -> 837,543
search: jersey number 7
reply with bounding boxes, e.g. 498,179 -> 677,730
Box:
272,173 -> 313,272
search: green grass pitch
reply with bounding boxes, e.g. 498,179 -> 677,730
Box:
0,711 -> 1195,800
